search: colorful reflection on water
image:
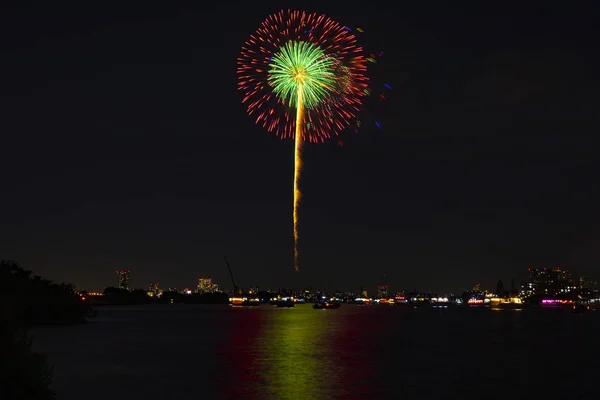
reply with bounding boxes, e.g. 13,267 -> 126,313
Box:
221,305 -> 377,400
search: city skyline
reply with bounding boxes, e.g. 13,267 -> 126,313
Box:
68,265 -> 599,297
1,1 -> 598,293
19,258 -> 600,295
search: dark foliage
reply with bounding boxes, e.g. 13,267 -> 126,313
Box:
102,287 -> 152,305
183,293 -> 229,304
1,260 -> 88,399
100,287 -> 229,305
0,319 -> 56,400
0,260 -> 89,326
157,291 -> 229,304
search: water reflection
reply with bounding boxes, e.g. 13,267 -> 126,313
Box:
221,305 -> 377,400
259,308 -> 334,399
221,309 -> 264,398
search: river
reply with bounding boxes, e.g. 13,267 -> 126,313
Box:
32,304 -> 599,399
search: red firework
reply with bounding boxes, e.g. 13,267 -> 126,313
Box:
237,9 -> 369,143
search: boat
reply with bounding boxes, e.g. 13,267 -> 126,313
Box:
354,297 -> 372,306
313,301 -> 340,310
229,295 -> 261,307
275,298 -> 295,308
244,299 -> 260,306
573,299 -> 591,313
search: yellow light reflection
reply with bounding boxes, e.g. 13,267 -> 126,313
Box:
257,306 -> 334,399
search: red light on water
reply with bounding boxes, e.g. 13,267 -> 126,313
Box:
81,297 -> 86,301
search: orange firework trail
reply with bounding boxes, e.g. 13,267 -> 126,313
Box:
237,10 -> 369,272
293,87 -> 304,271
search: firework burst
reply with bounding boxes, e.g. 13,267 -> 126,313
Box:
237,10 -> 369,271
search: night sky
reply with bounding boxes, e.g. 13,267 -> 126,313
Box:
1,1 -> 598,293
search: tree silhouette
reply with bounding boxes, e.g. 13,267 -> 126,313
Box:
0,260 -> 87,399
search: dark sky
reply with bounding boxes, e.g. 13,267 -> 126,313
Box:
1,1 -> 599,294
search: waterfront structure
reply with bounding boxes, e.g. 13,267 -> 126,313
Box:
489,297 -> 522,307
117,269 -> 131,290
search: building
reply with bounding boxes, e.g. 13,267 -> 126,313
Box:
117,269 -> 131,290
197,277 -> 211,293
377,284 -> 388,299
301,288 -> 314,301
521,267 -> 574,297
197,277 -> 219,294
580,276 -> 600,290
147,282 -> 161,297
520,281 -> 534,298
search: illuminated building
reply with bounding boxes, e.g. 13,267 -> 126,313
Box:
197,277 -> 212,293
197,277 -> 219,294
116,269 -> 131,291
521,267 -> 574,297
520,281 -> 534,297
377,272 -> 389,299
147,282 -> 161,297
377,284 -> 388,299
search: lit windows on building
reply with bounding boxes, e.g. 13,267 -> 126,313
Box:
117,269 -> 131,290
522,267 -> 573,297
520,281 -> 534,297
147,282 -> 161,297
197,277 -> 219,293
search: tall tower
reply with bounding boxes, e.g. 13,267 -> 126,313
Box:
117,269 -> 131,290
377,272 -> 389,299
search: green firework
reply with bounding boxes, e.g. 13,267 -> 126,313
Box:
268,41 -> 336,109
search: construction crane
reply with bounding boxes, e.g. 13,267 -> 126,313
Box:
223,256 -> 240,295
